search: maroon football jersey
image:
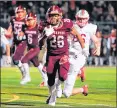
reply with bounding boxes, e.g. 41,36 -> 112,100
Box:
47,19 -> 73,55
10,16 -> 26,45
24,25 -> 41,48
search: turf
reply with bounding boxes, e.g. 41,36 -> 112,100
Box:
1,67 -> 116,108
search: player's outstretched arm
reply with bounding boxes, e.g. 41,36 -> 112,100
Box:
91,35 -> 101,56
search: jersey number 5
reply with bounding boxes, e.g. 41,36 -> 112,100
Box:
14,24 -> 21,35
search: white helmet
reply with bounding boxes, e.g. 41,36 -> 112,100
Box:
75,9 -> 89,27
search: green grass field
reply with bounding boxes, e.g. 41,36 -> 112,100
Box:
1,67 -> 116,108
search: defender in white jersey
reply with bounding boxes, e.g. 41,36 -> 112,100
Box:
57,9 -> 101,98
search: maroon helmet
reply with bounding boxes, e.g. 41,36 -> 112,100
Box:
15,5 -> 26,13
15,5 -> 26,20
46,5 -> 63,26
46,5 -> 62,17
26,12 -> 37,27
26,12 -> 37,20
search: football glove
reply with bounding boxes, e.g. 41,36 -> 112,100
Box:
43,25 -> 54,37
6,56 -> 11,65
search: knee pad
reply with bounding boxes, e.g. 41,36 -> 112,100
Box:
48,80 -> 55,87
59,77 -> 64,82
33,63 -> 39,67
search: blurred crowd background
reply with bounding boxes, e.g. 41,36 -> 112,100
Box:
0,1 -> 117,67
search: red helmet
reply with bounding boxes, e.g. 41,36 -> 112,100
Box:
15,5 -> 27,20
75,9 -> 89,27
46,5 -> 62,17
46,5 -> 63,26
15,5 -> 26,13
26,12 -> 37,28
26,12 -> 37,20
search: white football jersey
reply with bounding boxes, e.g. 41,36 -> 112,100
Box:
69,23 -> 97,56
0,27 -> 9,45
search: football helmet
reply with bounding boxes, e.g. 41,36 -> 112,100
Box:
15,5 -> 27,20
75,9 -> 89,27
46,5 -> 63,26
26,12 -> 37,28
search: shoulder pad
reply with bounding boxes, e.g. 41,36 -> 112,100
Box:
63,18 -> 73,29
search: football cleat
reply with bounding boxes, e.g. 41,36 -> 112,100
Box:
82,85 -> 88,96
48,102 -> 55,106
39,81 -> 47,87
20,77 -> 31,85
46,96 -> 50,104
46,96 -> 55,106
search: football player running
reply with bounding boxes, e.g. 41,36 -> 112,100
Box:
6,5 -> 28,84
43,5 -> 85,106
56,9 -> 101,98
18,12 -> 47,85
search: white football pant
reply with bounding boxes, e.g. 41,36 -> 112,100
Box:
63,53 -> 86,97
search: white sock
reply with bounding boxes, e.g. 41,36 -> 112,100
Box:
17,60 -> 25,77
48,84 -> 57,104
48,84 -> 56,95
55,78 -> 63,98
22,63 -> 30,79
38,63 -> 48,83
55,78 -> 62,89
